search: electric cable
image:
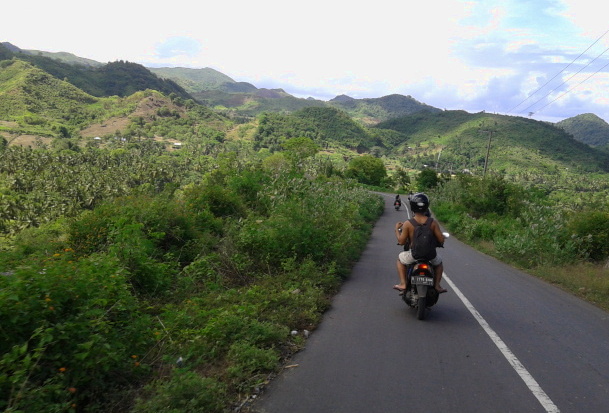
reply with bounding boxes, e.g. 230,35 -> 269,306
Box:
507,28 -> 609,114
532,58 -> 609,115
522,43 -> 609,115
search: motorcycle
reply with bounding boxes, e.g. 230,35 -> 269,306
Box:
394,200 -> 401,211
399,232 -> 449,320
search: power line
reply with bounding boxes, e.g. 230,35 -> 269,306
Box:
508,28 -> 609,114
532,58 -> 609,115
521,43 -> 609,115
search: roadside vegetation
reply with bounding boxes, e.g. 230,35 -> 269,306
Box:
0,138 -> 384,412
429,173 -> 609,310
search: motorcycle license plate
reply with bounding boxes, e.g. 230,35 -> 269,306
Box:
412,276 -> 434,286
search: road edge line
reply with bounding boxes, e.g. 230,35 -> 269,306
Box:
444,273 -> 560,413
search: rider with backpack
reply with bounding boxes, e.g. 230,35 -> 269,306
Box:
393,193 -> 447,294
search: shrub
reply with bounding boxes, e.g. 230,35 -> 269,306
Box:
0,253 -> 153,411
1,219 -> 69,265
183,183 -> 246,219
492,205 -> 578,267
566,210 -> 609,261
345,155 -> 387,186
67,193 -> 220,295
232,179 -> 381,272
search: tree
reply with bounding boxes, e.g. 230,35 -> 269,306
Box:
282,137 -> 319,167
393,168 -> 411,190
346,155 -> 387,186
417,168 -> 439,190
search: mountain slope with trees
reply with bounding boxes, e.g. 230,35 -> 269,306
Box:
0,43 -> 192,100
254,107 -> 389,153
143,66 -> 442,122
376,110 -> 609,175
328,93 -> 442,124
556,113 -> 609,147
0,58 -> 229,144
0,59 -> 100,138
149,66 -> 236,93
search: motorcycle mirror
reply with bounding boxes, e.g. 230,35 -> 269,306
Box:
442,232 -> 450,238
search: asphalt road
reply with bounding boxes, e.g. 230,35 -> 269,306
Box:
251,194 -> 609,413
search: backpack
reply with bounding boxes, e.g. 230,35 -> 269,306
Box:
408,217 -> 437,260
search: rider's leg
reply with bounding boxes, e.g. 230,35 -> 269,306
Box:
433,262 -> 447,293
395,259 -> 407,290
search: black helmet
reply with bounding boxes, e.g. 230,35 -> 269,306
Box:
409,192 -> 430,213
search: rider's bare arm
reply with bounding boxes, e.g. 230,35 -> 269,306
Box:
431,220 -> 445,246
396,221 -> 413,245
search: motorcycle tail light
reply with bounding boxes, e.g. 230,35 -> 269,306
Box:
418,263 -> 429,270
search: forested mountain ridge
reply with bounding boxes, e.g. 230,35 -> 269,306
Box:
556,113 -> 609,148
3,40 -> 609,179
145,66 -> 442,121
0,58 -> 229,145
0,43 -> 192,100
0,59 -> 100,137
1,42 -> 104,67
375,110 -> 609,174
329,93 -> 442,124
149,66 -> 236,93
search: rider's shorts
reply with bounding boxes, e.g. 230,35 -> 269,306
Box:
399,250 -> 442,266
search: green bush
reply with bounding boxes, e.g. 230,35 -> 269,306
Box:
0,253 -> 153,412
566,210 -> 609,261
67,193 -> 220,295
233,179 -> 380,272
345,155 -> 387,186
1,219 -> 69,265
183,183 -> 246,219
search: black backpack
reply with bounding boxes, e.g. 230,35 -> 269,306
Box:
409,217 -> 437,260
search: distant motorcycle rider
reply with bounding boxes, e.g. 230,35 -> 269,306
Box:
394,193 -> 447,293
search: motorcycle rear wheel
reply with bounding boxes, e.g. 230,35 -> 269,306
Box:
417,297 -> 427,320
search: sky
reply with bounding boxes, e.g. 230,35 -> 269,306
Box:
4,0 -> 609,123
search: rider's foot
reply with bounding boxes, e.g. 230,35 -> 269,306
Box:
435,286 -> 447,294
393,284 -> 406,291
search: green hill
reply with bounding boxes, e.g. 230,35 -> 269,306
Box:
1,42 -> 103,67
0,59 -> 100,137
0,43 -> 192,100
556,113 -> 609,147
329,93 -> 441,124
196,89 -> 326,116
3,41 -> 609,178
375,110 -> 609,175
254,106 -> 385,152
149,66 -> 236,93
148,66 -> 321,115
0,59 -> 228,141
144,66 -> 441,122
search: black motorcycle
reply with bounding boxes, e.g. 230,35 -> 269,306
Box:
401,260 -> 439,320
399,233 -> 449,320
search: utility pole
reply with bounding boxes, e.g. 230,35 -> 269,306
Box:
435,147 -> 443,171
480,130 -> 494,177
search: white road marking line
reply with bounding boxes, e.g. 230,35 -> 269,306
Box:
443,273 -> 560,413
